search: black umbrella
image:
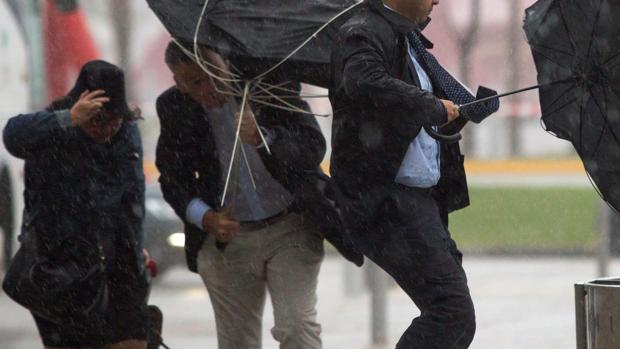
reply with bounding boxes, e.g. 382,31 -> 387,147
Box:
521,0 -> 620,212
146,0 -> 361,88
147,0 -> 366,235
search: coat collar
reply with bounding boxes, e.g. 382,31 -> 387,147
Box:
365,0 -> 435,49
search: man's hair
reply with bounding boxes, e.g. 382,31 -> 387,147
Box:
164,40 -> 195,67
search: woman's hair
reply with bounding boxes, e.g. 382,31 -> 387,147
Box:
46,96 -> 73,113
46,97 -> 142,122
47,60 -> 142,121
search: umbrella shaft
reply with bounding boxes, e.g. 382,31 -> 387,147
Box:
458,78 -> 573,109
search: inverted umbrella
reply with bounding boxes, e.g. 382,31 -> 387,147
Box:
522,0 -> 620,212
148,0 -> 365,210
146,0 -> 361,88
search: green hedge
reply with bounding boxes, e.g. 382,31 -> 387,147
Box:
450,187 -> 601,252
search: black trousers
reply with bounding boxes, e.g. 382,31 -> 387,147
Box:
346,184 -> 475,349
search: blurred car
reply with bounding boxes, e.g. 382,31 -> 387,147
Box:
143,184 -> 185,275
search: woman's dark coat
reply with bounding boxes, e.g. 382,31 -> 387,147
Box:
2,110 -> 146,269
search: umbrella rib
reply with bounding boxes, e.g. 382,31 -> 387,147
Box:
577,84 -> 589,154
573,0 -> 588,15
194,45 -> 244,87
602,51 -> 620,68
239,141 -> 257,191
255,80 -> 328,98
586,86 -> 610,158
543,96 -> 578,118
192,0 -> 247,96
253,82 -> 326,114
171,39 -> 245,98
172,37 -> 242,83
244,85 -> 272,155
248,97 -> 330,117
255,81 -> 304,95
589,85 -> 620,148
530,43 -> 574,59
257,80 -> 295,91
557,1 -> 578,54
255,82 -> 328,98
584,0 -> 604,68
251,1 -> 363,82
531,46 -> 575,74
540,83 -> 576,111
251,94 -> 329,99
580,86 -> 620,216
584,170 -> 620,216
221,83 -> 251,207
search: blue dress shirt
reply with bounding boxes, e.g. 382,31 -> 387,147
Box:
394,38 -> 441,188
186,103 -> 293,229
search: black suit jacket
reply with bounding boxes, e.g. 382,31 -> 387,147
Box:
329,0 -> 470,219
156,86 -> 362,272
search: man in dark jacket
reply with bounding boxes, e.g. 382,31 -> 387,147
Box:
330,0 -> 486,348
156,41 -> 360,349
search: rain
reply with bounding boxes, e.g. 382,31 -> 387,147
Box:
1,0 -> 620,348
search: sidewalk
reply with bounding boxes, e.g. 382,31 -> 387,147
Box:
112,255 -> 620,349
1,255 -> 616,349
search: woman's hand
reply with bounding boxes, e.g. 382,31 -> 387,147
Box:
70,90 -> 110,127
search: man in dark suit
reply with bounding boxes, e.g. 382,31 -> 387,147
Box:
156,41 -> 363,349
329,0 -> 491,348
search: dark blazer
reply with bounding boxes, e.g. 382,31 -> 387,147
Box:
2,111 -> 145,269
156,86 -> 362,272
329,0 -> 470,217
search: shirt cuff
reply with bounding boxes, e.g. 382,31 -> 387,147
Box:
186,198 -> 211,231
55,109 -> 73,130
257,127 -> 276,149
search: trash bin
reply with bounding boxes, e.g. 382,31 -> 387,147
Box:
575,277 -> 620,349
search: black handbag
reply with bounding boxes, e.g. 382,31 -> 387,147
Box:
2,236 -> 109,324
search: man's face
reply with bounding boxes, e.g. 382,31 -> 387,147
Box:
398,0 -> 439,24
170,51 -> 231,108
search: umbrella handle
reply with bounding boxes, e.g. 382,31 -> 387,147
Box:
424,126 -> 462,144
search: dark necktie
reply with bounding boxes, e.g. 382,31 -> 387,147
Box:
407,32 -> 499,122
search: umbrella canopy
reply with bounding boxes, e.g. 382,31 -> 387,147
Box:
148,0 -> 364,212
146,0 -> 361,87
524,0 -> 620,211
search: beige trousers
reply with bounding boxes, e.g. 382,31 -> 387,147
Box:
197,212 -> 324,349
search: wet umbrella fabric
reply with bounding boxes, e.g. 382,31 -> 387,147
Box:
146,0 -> 360,87
524,0 -> 620,211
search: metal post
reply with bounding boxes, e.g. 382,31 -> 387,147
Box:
597,202 -> 611,277
506,0 -> 522,156
343,260 -> 364,297
367,261 -> 388,346
574,283 -> 587,349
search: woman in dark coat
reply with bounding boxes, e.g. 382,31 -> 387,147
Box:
2,60 -> 148,349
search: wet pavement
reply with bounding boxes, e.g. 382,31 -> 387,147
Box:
0,255 -> 615,349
